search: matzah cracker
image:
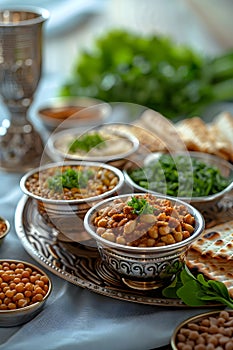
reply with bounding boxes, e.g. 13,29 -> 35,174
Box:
190,220 -> 233,260
186,248 -> 233,298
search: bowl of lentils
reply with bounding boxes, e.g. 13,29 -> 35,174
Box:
20,161 -> 124,238
0,259 -> 52,327
84,192 -> 204,290
124,151 -> 233,212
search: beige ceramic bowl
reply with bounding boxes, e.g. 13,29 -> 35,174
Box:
46,124 -> 140,169
0,259 -> 52,327
84,192 -> 204,290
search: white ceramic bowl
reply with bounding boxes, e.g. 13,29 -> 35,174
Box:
47,124 -> 140,169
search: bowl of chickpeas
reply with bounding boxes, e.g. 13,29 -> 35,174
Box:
0,260 -> 52,327
171,310 -> 233,350
0,217 -> 10,244
20,161 -> 124,241
84,192 -> 204,290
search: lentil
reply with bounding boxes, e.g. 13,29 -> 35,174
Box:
0,261 -> 50,310
25,165 -> 119,200
92,194 -> 196,247
175,311 -> 233,350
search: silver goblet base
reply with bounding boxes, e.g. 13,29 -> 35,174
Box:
0,117 -> 44,172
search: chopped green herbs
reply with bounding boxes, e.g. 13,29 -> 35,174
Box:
68,132 -> 105,153
162,266 -> 233,308
129,154 -> 231,197
47,168 -> 94,192
127,196 -> 154,215
60,30 -> 233,120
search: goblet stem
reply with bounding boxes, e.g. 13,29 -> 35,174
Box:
0,106 -> 44,172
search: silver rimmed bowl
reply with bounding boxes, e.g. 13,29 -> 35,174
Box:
84,193 -> 205,290
0,217 -> 10,244
46,124 -> 140,169
20,161 -> 125,241
0,259 -> 52,327
124,151 -> 233,213
170,310 -> 233,349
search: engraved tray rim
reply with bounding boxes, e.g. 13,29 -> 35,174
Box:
14,194 -> 228,308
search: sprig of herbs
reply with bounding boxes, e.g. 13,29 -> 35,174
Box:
129,154 -> 231,197
162,265 -> 233,308
68,133 -> 105,153
127,196 -> 154,215
47,168 -> 94,192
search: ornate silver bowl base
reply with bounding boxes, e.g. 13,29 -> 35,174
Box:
122,278 -> 164,290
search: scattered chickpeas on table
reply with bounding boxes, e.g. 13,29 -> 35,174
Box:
0,261 -> 50,310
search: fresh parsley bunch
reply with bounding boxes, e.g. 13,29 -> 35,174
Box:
162,266 -> 233,308
60,30 -> 233,120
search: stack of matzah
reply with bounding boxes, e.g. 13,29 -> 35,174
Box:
187,220 -> 233,297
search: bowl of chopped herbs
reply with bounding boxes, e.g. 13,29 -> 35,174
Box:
47,124 -> 139,169
20,161 -> 124,239
124,151 -> 233,212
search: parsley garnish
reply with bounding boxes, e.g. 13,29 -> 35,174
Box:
47,168 -> 94,192
127,196 -> 154,215
68,132 -> 105,153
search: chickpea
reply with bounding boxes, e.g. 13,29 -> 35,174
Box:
175,312 -> 233,350
161,234 -> 176,245
101,231 -> 116,242
0,261 -> 50,310
92,194 -> 196,247
123,220 -> 136,234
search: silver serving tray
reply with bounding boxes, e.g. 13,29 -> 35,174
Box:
15,194 -> 233,307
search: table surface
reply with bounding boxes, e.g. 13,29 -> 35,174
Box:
0,1 -> 233,349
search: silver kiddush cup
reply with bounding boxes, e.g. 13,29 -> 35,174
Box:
0,7 -> 49,172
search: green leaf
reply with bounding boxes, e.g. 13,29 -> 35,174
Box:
207,279 -> 231,300
196,273 -> 210,288
176,280 -> 207,306
162,275 -> 182,298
